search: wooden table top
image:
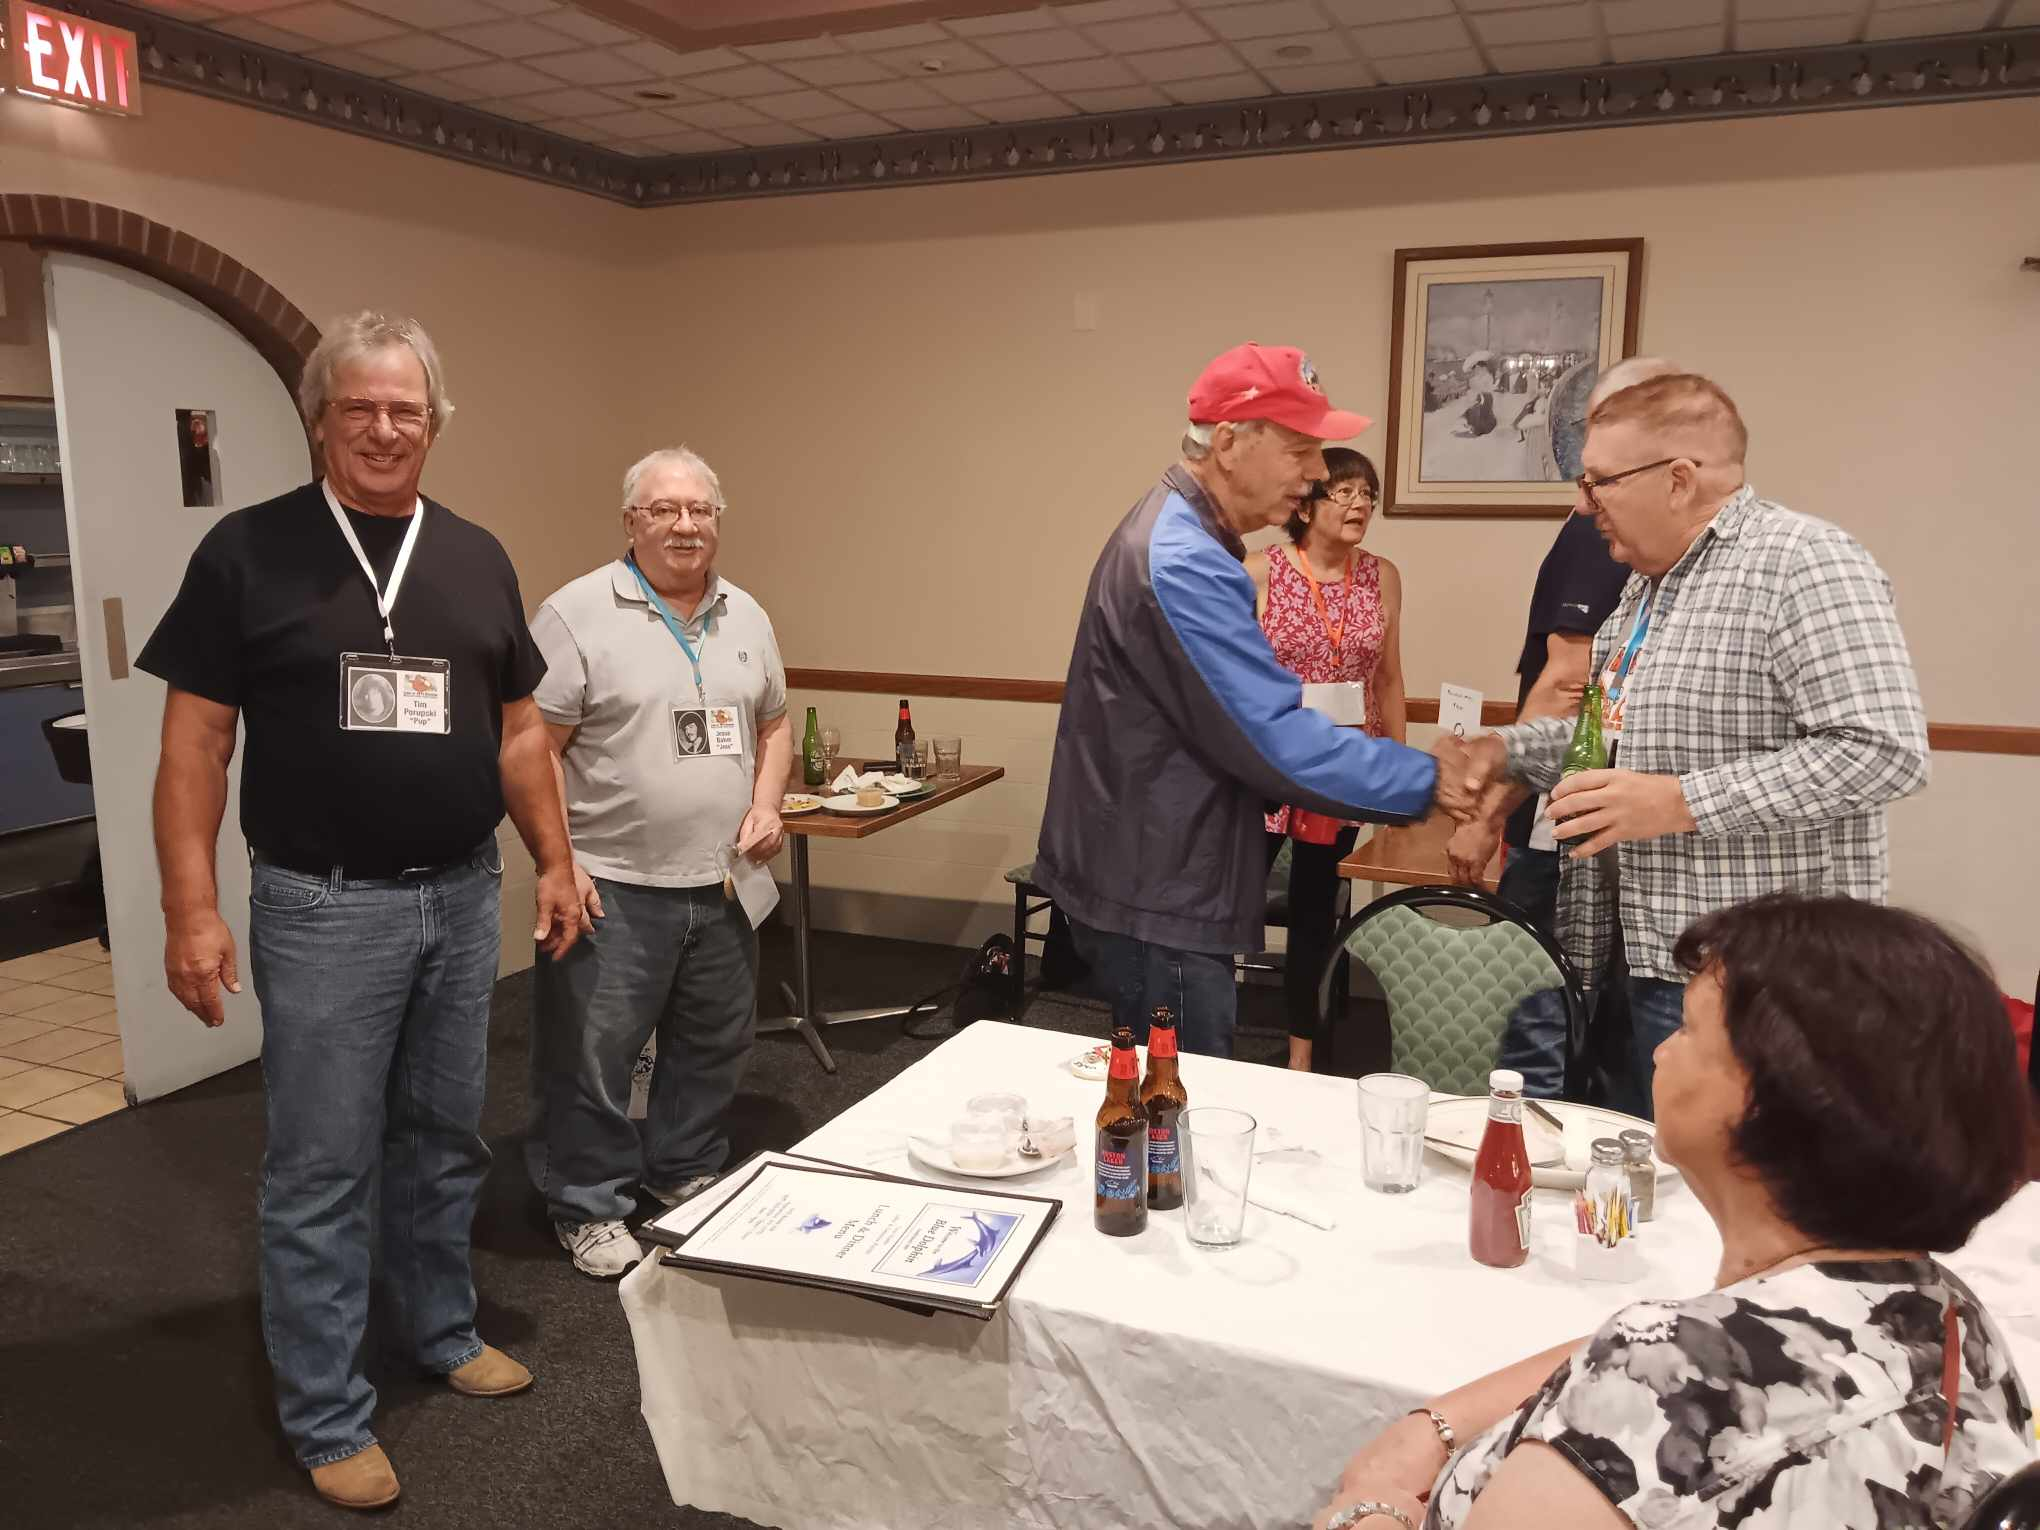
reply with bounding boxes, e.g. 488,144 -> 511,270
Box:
782,762 -> 1005,841
1337,810 -> 1501,891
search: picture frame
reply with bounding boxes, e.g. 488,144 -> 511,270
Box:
1383,239 -> 1643,519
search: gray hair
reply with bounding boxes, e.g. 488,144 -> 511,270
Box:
621,446 -> 725,511
298,312 -> 454,440
1180,418 -> 1261,460
1587,355 -> 1681,413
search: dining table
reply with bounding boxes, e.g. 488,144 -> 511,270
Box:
1338,810 -> 1501,893
619,1018 -> 2040,1529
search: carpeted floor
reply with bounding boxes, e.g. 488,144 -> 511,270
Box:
0,927 -> 1375,1528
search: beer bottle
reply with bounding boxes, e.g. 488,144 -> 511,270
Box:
1559,683 -> 1608,777
1093,1027 -> 1149,1237
894,698 -> 917,777
801,706 -> 825,787
1139,1006 -> 1188,1210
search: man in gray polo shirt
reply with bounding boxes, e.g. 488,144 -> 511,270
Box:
525,446 -> 791,1278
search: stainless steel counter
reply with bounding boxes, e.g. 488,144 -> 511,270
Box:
0,650 -> 82,691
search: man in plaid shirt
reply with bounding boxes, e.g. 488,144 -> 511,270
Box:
1463,374 -> 1928,1116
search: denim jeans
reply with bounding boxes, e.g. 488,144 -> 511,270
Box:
1495,845 -> 1560,933
1621,976 -> 1687,1121
246,842 -> 503,1469
1069,919 -> 1236,1058
1495,847 -> 1568,1098
525,878 -> 757,1225
1264,828 -> 1360,1043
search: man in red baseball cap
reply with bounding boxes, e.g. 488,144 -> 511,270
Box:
1033,344 -> 1475,1059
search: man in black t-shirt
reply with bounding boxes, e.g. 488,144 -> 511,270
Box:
137,313 -> 582,1512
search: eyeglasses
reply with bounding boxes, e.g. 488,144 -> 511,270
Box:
329,397 -> 431,435
1576,457 -> 1697,512
1323,482 -> 1375,506
627,500 -> 723,525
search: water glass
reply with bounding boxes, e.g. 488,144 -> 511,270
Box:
932,736 -> 962,779
820,726 -> 841,776
950,1118 -> 1007,1171
1357,1073 -> 1429,1194
1180,1106 -> 1257,1247
965,1091 -> 1026,1134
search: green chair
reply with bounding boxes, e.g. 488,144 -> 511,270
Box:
1321,885 -> 1588,1096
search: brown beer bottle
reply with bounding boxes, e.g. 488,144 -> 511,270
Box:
1139,1007 -> 1188,1210
1093,1027 -> 1149,1237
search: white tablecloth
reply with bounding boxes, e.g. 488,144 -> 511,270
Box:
620,1020 -> 2040,1530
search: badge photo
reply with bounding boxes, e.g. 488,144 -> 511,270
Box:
674,707 -> 711,758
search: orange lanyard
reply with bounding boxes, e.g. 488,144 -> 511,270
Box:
1292,547 -> 1353,665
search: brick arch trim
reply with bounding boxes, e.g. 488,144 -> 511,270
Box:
1,195 -> 319,405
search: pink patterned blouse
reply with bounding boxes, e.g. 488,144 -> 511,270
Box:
1260,546 -> 1388,836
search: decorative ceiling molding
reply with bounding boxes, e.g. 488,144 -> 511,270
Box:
570,0 -> 1037,52
34,5 -> 2040,211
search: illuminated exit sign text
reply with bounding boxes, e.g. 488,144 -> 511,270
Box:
6,1 -> 142,117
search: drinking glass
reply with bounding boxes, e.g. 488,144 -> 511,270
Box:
0,442 -> 18,473
820,726 -> 841,777
950,1118 -> 1007,1172
1357,1073 -> 1429,1194
932,736 -> 962,779
1180,1106 -> 1257,1247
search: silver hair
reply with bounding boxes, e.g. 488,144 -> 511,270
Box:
1180,418 -> 1261,460
621,446 -> 725,511
298,311 -> 454,440
1587,355 -> 1681,413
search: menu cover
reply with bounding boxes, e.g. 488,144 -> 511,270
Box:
649,1155 -> 1060,1320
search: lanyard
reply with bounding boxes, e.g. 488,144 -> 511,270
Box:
323,481 -> 423,659
627,554 -> 714,701
1292,547 -> 1354,665
1607,585 -> 1656,703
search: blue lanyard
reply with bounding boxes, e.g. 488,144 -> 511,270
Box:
1607,586 -> 1655,703
627,554 -> 713,699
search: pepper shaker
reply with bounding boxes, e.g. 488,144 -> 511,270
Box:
1617,1128 -> 1656,1223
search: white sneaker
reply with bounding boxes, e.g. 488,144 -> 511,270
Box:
645,1174 -> 718,1209
553,1218 -> 644,1280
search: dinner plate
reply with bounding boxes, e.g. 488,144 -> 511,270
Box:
906,1134 -> 1074,1179
1421,1097 -> 1678,1191
821,793 -> 899,815
780,793 -> 825,815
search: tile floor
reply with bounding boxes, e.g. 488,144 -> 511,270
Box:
0,938 -> 125,1156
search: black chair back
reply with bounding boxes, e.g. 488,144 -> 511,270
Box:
1964,1462 -> 2040,1530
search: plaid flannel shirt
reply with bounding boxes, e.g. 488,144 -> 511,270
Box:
1496,486 -> 1929,984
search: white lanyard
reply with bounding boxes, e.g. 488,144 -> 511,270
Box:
323,480 -> 423,658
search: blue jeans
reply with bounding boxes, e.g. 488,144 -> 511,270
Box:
1495,847 -> 1568,1098
525,878 -> 757,1224
1069,920 -> 1236,1058
1622,977 -> 1686,1121
247,843 -> 503,1469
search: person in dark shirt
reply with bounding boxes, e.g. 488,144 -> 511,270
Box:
136,313 -> 581,1512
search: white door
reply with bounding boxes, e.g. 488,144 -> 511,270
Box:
45,254 -> 309,1103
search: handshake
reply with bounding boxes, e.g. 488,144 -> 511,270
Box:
1428,733 -> 1507,823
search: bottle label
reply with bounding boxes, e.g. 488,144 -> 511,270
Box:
1488,1095 -> 1523,1124
1096,1135 -> 1142,1201
1147,1122 -> 1179,1176
1148,1026 -> 1177,1060
1513,1189 -> 1532,1253
1108,1048 -> 1138,1082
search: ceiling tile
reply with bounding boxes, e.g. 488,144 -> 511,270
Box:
1200,1 -> 1335,41
1232,31 -> 1355,68
2003,0 -> 2040,20
1459,0 -> 1584,10
483,0 -> 565,15
1023,55 -> 1141,89
1126,41 -> 1243,80
880,104 -> 990,128
1735,0 -> 1855,16
1085,14 -> 1215,51
615,43 -> 747,77
431,59 -> 560,95
1734,15 -> 1856,46
685,64 -> 804,96
256,2 -> 403,46
776,54 -> 894,85
796,109 -> 898,137
840,21 -> 952,50
132,0 -> 223,17
1469,3 -> 1596,45
944,10 -> 1063,35
738,36 -> 845,60
831,79 -> 951,110
610,79 -> 709,107
1054,0 -> 1178,21
1260,56 -> 1380,91
718,122 -> 823,146
1608,23 -> 1725,60
748,87 -> 850,119
583,108 -> 685,138
1351,15 -> 1473,57
1370,46 -> 1486,81
866,40 -> 1000,73
471,95 -> 557,122
1862,0 -> 1995,39
509,85 -> 619,117
972,92 -> 1075,121
926,66 -> 1041,101
1602,0 -> 1724,34
439,19 -> 581,59
525,50 -> 654,85
307,45 -> 409,78
1321,0 -> 1453,20
210,17 -> 318,50
674,100 -> 773,130
396,70 -> 488,103
613,143 -> 670,157
1159,70 -> 1265,102
639,129 -> 739,152
355,33 -> 491,72
975,28 -> 1104,66
1487,38 -> 1606,70
537,9 -> 638,47
1060,83 -> 1174,109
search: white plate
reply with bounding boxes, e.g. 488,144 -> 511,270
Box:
1422,1098 -> 1678,1191
780,794 -> 825,815
821,793 -> 899,815
906,1134 -> 1073,1178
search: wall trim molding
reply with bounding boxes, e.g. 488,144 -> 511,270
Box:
787,669 -> 2040,757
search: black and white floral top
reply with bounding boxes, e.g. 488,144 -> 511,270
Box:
1427,1259 -> 2034,1529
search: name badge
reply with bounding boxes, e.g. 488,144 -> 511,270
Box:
1301,681 -> 1368,728
674,702 -> 744,760
340,653 -> 449,734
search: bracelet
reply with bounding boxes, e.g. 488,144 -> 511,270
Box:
1325,1503 -> 1416,1530
1409,1406 -> 1457,1455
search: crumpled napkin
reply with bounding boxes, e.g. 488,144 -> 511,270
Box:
1239,1124 -> 1345,1231
829,766 -> 919,795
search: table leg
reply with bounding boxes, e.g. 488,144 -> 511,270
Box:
757,836 -> 838,1074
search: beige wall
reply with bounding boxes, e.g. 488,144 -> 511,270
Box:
0,241 -> 54,397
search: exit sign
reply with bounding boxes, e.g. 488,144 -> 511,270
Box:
6,1 -> 141,117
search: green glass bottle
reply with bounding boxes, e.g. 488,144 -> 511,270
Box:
1560,683 -> 1608,777
801,707 -> 825,788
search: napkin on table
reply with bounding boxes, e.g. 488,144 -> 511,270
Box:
1239,1124 -> 1345,1231
828,767 -> 919,795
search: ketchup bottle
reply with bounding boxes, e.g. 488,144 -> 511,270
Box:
1470,1068 -> 1533,1269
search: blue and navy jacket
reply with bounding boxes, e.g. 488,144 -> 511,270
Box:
1035,465 -> 1439,953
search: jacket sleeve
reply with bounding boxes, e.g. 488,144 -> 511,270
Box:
1143,505 -> 1436,823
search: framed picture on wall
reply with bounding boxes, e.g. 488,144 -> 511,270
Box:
1383,239 -> 1643,518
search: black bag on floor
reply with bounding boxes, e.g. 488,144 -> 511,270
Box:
1039,907 -> 1089,991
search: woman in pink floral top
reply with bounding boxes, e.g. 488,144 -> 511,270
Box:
1247,448 -> 1406,1071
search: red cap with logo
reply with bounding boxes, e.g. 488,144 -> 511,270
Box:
1187,343 -> 1370,440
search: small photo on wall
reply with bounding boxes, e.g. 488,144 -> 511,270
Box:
175,408 -> 218,507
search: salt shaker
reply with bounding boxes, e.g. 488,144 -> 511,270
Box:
1618,1128 -> 1655,1223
